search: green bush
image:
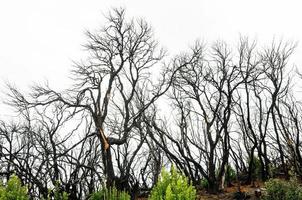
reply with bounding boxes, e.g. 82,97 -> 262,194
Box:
200,178 -> 208,189
52,188 -> 68,200
0,175 -> 29,200
215,165 -> 236,187
44,181 -> 69,200
149,165 -> 196,200
89,186 -> 130,200
247,156 -> 262,180
225,165 -> 236,185
262,178 -> 302,200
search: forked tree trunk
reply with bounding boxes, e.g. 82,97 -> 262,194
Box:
99,128 -> 115,187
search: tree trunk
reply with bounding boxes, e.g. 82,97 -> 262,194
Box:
208,176 -> 219,194
102,145 -> 115,187
246,147 -> 256,184
208,154 -> 219,194
99,128 -> 115,187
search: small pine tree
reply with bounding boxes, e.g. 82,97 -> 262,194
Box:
149,165 -> 196,200
89,186 -> 130,200
0,174 -> 29,200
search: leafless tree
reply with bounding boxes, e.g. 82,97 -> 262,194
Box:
1,8 -> 301,198
5,8 -> 173,197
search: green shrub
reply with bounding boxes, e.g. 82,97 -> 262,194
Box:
262,178 -> 302,200
247,156 -> 262,180
149,165 -> 196,200
45,181 -> 68,200
225,165 -> 236,185
215,165 -> 236,187
52,189 -> 68,200
0,174 -> 29,200
200,178 -> 208,189
89,186 -> 130,200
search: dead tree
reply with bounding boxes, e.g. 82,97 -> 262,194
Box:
6,8 -> 171,192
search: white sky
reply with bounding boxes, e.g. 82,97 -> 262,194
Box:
1,0 -> 302,117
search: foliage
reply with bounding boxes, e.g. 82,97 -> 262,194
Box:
52,190 -> 69,200
200,178 -> 209,189
89,186 -> 130,200
44,181 -> 69,200
0,175 -> 29,200
215,165 -> 236,187
262,178 -> 302,200
225,165 -> 236,185
249,156 -> 262,180
268,164 -> 279,178
149,165 -> 196,200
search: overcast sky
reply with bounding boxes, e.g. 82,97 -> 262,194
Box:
1,0 -> 302,117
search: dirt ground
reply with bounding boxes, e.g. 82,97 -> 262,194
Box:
197,183 -> 263,200
137,182 -> 265,200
